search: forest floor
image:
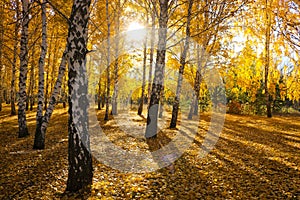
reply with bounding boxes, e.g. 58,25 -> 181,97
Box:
0,104 -> 299,199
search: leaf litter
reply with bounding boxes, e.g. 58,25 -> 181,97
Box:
0,104 -> 299,199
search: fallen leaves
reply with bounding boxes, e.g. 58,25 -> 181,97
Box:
0,104 -> 299,199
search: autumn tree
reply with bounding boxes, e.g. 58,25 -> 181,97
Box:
275,0 -> 300,109
185,0 -> 247,118
0,0 -> 21,115
221,0 -> 294,115
25,4 -> 43,112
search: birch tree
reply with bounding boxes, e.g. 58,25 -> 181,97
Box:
33,0 -> 48,149
170,0 -> 193,128
18,0 -> 30,138
104,0 -> 111,120
147,10 -> 156,105
33,2 -> 69,149
112,0 -> 121,115
138,17 -> 148,116
11,0 -> 20,115
145,0 -> 169,138
66,0 -> 93,191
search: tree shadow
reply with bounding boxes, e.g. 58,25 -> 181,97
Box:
141,112 -> 300,198
0,105 -> 93,199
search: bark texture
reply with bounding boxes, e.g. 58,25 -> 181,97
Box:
145,0 -> 169,138
18,0 -> 30,138
34,0 -> 48,149
66,0 -> 93,192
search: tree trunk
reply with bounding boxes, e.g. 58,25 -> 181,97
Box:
265,0 -> 272,118
34,49 -> 68,149
0,64 -> 2,113
111,2 -> 120,115
0,2 -> 4,112
138,30 -> 148,116
62,76 -> 67,108
33,10 -> 69,149
66,0 -> 93,192
18,0 -> 30,138
188,56 -> 201,120
27,47 -> 35,111
188,44 -> 205,119
97,53 -> 102,110
3,89 -> 8,104
104,0 -> 111,121
147,11 -> 155,106
102,78 -> 106,108
145,0 -> 168,138
170,0 -> 193,128
44,32 -> 54,111
49,35 -> 59,103
112,0 -> 120,115
158,83 -> 164,118
193,98 -> 199,115
97,78 -> 102,110
33,0 -> 48,149
11,0 -> 20,115
188,1 -> 215,119
11,21 -> 18,115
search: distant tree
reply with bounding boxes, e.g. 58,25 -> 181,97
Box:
97,53 -> 103,110
104,0 -> 111,120
138,19 -> 148,116
112,0 -> 121,115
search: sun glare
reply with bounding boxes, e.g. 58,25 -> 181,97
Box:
126,21 -> 147,43
127,21 -> 144,31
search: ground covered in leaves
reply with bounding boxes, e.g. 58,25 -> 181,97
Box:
0,104 -> 299,199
